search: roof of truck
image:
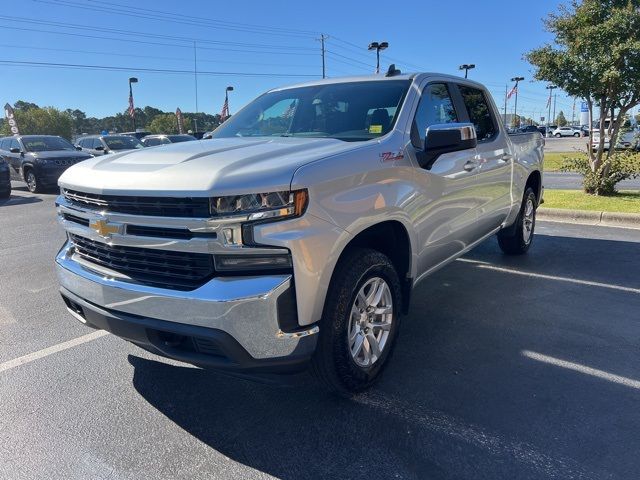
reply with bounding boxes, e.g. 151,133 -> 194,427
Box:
269,72 -> 488,93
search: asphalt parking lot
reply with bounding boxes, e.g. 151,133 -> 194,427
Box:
1,182 -> 640,480
543,136 -> 588,153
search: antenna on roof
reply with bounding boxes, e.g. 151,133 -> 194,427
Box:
385,64 -> 402,77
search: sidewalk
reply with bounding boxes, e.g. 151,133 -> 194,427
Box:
538,207 -> 640,229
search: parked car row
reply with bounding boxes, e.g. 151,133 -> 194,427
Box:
0,156 -> 10,199
0,135 -> 93,193
0,132 -> 200,195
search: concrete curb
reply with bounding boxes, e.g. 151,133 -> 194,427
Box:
538,208 -> 640,229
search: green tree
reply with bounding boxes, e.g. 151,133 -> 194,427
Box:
147,113 -> 192,134
556,111 -> 568,126
526,0 -> 640,194
1,106 -> 73,139
14,100 -> 40,111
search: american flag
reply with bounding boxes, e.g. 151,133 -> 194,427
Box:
506,85 -> 518,100
282,100 -> 297,119
220,96 -> 229,122
128,91 -> 135,118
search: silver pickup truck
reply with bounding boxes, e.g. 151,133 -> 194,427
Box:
55,72 -> 543,394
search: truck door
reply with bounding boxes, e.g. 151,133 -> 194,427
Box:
405,82 -> 480,274
457,85 -> 512,234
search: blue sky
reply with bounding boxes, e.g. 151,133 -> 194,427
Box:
0,0 -> 583,123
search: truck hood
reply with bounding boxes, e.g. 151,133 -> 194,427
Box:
58,137 -> 360,196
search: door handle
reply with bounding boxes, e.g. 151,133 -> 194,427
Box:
463,160 -> 477,172
500,154 -> 513,162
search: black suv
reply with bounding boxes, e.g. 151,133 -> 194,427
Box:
0,135 -> 93,193
0,158 -> 10,199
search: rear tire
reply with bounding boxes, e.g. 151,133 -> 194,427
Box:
554,133 -> 561,138
498,187 -> 537,255
311,248 -> 402,395
574,132 -> 580,137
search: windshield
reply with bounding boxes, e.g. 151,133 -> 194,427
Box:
22,136 -> 75,152
104,136 -> 145,150
212,80 -> 411,142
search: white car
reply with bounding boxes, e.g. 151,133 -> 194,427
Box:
591,129 -> 640,151
552,126 -> 581,137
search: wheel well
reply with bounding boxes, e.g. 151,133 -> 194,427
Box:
339,221 -> 412,314
526,170 -> 542,204
22,164 -> 33,181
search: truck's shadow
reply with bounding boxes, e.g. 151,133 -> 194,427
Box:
129,232 -> 640,479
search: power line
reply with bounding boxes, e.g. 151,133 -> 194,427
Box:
327,36 -> 425,71
325,50 -> 372,68
0,60 -> 320,78
0,24 -> 317,56
34,0 -> 320,38
0,15 -> 316,51
0,43 -> 318,68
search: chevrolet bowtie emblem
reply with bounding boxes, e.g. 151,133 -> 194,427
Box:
89,218 -> 121,238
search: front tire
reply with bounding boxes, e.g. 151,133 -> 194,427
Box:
25,169 -> 42,193
574,132 -> 580,137
311,248 -> 402,395
554,133 -> 561,138
498,187 -> 537,255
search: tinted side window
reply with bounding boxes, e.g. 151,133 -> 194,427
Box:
458,86 -> 497,141
0,139 -> 9,150
10,139 -> 20,150
411,83 -> 457,148
92,139 -> 102,149
78,139 -> 87,148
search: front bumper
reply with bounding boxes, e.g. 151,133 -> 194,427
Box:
56,242 -> 318,372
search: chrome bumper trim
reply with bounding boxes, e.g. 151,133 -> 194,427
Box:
56,195 -> 288,255
56,242 -> 316,359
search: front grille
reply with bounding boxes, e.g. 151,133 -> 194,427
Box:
70,234 -> 214,290
63,189 -> 210,217
53,158 -> 85,166
62,213 -> 213,240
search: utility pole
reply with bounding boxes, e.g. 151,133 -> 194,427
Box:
318,34 -> 327,79
503,85 -> 508,129
553,94 -> 557,126
546,85 -> 556,136
193,41 -> 199,133
572,97 -> 576,125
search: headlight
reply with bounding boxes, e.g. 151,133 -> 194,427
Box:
210,189 -> 308,220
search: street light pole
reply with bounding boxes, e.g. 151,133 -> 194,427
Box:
368,41 -> 388,74
510,76 -> 524,128
225,86 -> 234,115
128,77 -> 138,131
459,64 -> 475,79
546,85 -> 557,136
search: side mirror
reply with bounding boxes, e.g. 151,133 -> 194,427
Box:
420,123 -> 477,169
9,147 -> 21,154
75,145 -> 82,150
94,145 -> 104,151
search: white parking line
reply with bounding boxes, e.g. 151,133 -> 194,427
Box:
458,259 -> 640,294
0,330 -> 109,373
522,350 -> 640,390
